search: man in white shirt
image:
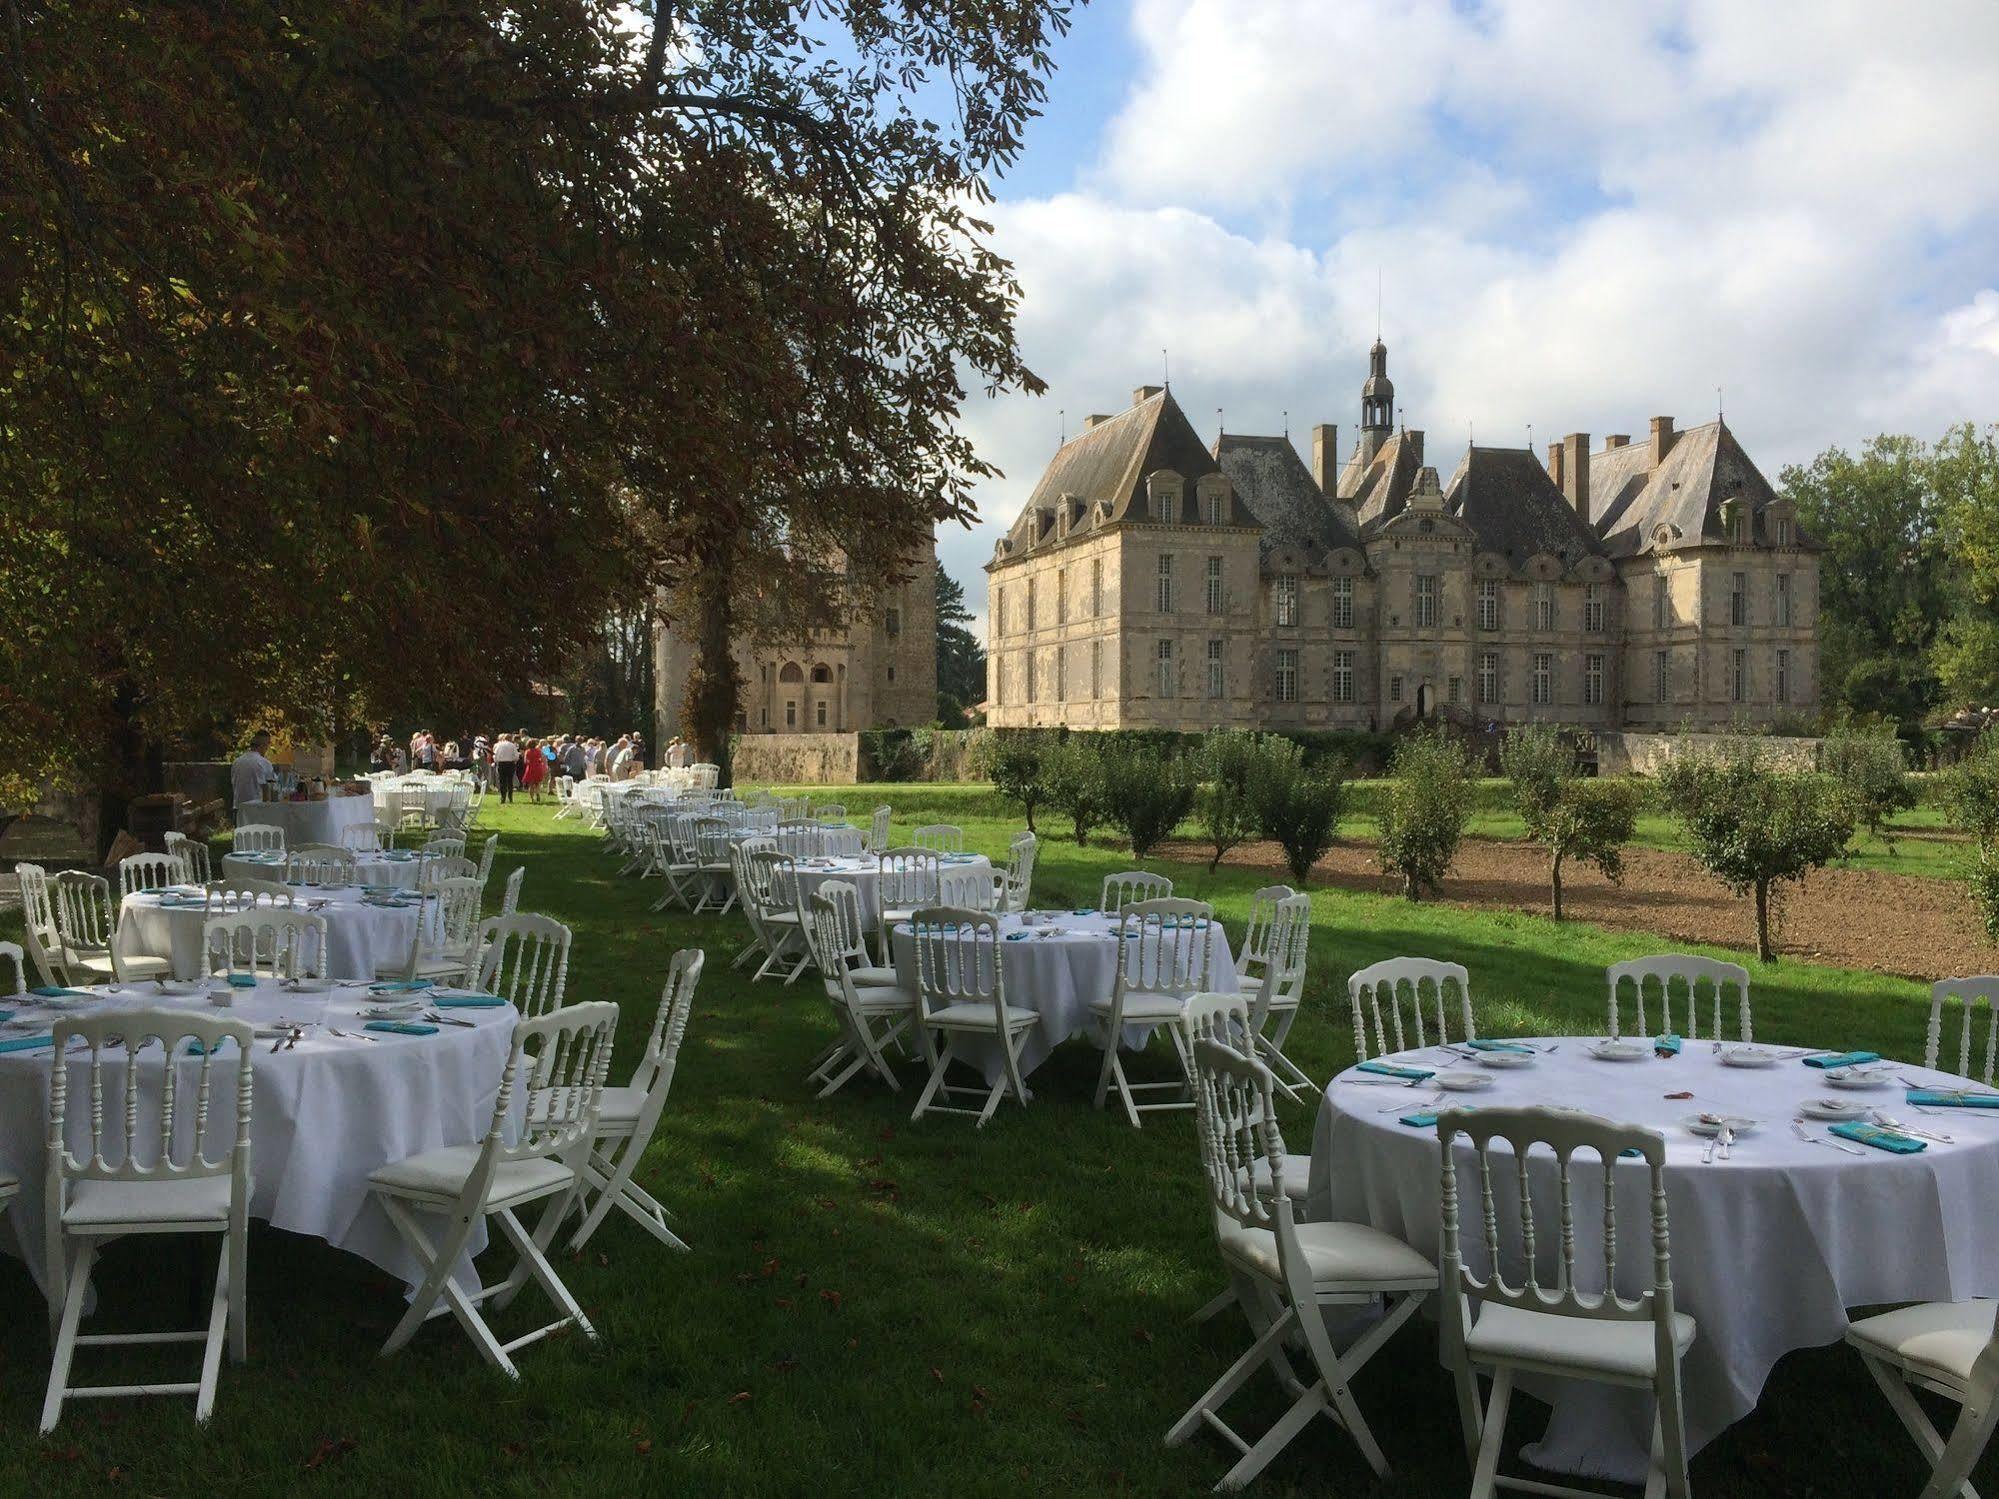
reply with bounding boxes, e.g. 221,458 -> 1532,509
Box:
231,731 -> 277,817
607,735 -> 633,780
491,731 -> 522,804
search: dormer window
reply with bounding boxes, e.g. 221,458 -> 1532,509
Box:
1196,474 -> 1228,527
1773,515 -> 1793,547
1146,470 -> 1184,523
1207,493 -> 1224,525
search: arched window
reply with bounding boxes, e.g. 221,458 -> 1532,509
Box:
810,664 -> 832,684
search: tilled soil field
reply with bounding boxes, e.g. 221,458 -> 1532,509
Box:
1161,834 -> 1989,981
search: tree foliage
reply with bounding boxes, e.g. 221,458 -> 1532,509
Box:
1199,729 -> 1293,872
1818,723 -> 1914,852
1657,742 -> 1853,963
1040,736 -> 1108,847
1252,753 -> 1348,886
1377,730 -> 1478,900
1099,743 -> 1196,859
1498,724 -> 1642,919
1942,733 -> 1999,846
936,570 -> 987,715
975,730 -> 1048,833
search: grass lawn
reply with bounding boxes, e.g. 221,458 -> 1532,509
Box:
0,786 -> 1988,1496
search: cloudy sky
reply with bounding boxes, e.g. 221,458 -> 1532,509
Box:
938,0 -> 1999,629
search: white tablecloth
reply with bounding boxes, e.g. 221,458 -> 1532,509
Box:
373,777 -> 461,822
1308,1039 -> 1999,1481
222,849 -> 422,890
891,910 -> 1238,1083
119,887 -> 426,981
0,979 -> 517,1296
775,852 -> 991,928
235,793 -> 378,846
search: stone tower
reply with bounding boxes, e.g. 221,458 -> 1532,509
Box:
1357,338 -> 1394,468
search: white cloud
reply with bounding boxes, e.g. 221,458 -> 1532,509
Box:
937,0 -> 1999,614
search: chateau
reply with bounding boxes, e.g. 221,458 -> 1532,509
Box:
984,344 -> 1819,733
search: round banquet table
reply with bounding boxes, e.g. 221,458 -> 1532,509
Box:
222,848 -> 423,890
235,792 -> 379,847
372,776 -> 461,823
1307,1038 -> 1999,1482
119,886 -> 429,981
774,851 -> 990,927
890,909 -> 1238,1084
0,978 -> 517,1297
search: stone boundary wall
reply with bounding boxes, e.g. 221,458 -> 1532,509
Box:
1596,730 -> 1821,776
734,733 -> 860,785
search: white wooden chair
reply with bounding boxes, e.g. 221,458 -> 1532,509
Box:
774,820 -> 823,860
997,832 -> 1037,914
231,824 -> 285,855
473,912 -> 572,1018
1925,976 -> 1999,1085
203,910 -> 328,980
876,847 -> 941,966
1167,1039 -> 1436,1487
285,845 -> 356,887
496,865 -> 526,920
1102,869 -> 1173,912
399,877 -> 485,984
939,864 -> 998,911
369,1002 -> 619,1378
118,852 -> 183,900
0,939 -> 26,996
908,907 -> 1036,1126
568,950 -> 703,1252
423,833 -> 467,863
868,805 -> 892,856
1237,885 -> 1295,990
821,825 -> 866,859
206,880 -> 293,913
1246,892 -> 1314,1099
1350,957 -> 1476,1058
690,818 -> 737,915
725,838 -> 779,973
739,851 -> 812,984
163,831 -> 212,885
815,802 -> 847,822
805,882 -> 912,1099
416,853 -> 478,895
476,833 -> 499,888
338,822 -> 385,853
53,871 -> 170,984
911,823 -> 965,854
1436,1105 -> 1694,1499
1092,898 -> 1215,1127
41,1010 -> 256,1431
1847,1297 -> 1999,1499
15,863 -> 64,985
1606,954 -> 1752,1042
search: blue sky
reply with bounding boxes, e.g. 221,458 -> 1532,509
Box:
939,0 -> 1999,633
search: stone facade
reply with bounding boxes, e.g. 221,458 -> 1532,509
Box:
654,545 -> 937,747
985,349 -> 1819,733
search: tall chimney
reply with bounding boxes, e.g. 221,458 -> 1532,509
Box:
1311,424 -> 1338,493
1406,430 -> 1424,468
1560,432 -> 1590,523
1649,415 -> 1676,465
1082,413 -> 1113,430
1132,385 -> 1164,407
1546,441 -> 1566,492
1605,434 -> 1630,449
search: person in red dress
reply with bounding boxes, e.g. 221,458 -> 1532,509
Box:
520,735 -> 549,802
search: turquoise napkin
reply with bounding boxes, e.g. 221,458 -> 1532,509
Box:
30,986 -> 93,999
0,1034 -> 55,1054
1654,1034 -> 1683,1056
368,980 -> 434,992
1905,1088 -> 1999,1109
184,1037 -> 236,1056
1401,1110 -> 1442,1127
432,994 -> 506,1009
364,1020 -> 440,1037
0,1010 -> 10,1023
382,851 -> 416,861
1830,1121 -> 1925,1153
1467,1039 -> 1534,1055
1004,932 -> 1031,941
1805,1050 -> 1881,1069
224,974 -> 260,988
1357,1060 -> 1434,1081
1071,908 -> 1096,916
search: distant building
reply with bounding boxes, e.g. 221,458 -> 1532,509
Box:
653,546 -> 937,742
985,345 -> 1819,732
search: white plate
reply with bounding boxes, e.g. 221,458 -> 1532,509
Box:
1798,1096 -> 1869,1121
1589,1040 -> 1650,1063
1435,1070 -> 1495,1092
1720,1046 -> 1779,1068
1823,1066 -> 1892,1090
1683,1113 -> 1761,1137
1477,1050 -> 1537,1069
363,1000 -> 423,1019
286,978 -> 332,994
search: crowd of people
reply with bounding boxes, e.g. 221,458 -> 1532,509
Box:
366,727 -> 704,805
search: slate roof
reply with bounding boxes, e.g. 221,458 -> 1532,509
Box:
1442,446 -> 1605,565
1590,420 -> 1801,558
997,388 -> 1256,557
1213,433 -> 1358,565
1345,432 -> 1425,537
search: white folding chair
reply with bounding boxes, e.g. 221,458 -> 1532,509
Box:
868,805 -> 892,855
997,832 -> 1037,914
908,907 -> 1036,1126
203,910 -> 328,980
1245,892 -> 1314,1100
1606,954 -> 1752,1042
423,833 -> 467,863
1167,1039 -> 1436,1487
497,865 -> 526,919
476,833 -> 499,888
690,818 -> 737,915
1848,1297 -> 1999,1499
805,882 -> 912,1099
726,837 -> 779,973
15,863 -> 64,986
369,1002 -> 619,1378
118,852 -> 183,901
911,823 -> 965,854
1101,869 -> 1173,912
876,847 -> 940,967
231,824 -> 285,856
41,1010 -> 256,1431
939,865 -> 997,911
1350,957 -> 1476,1058
1437,1105 -> 1694,1499
820,825 -> 866,859
815,802 -> 847,822
1924,976 -> 1999,1085
53,871 -> 169,984
568,951 -> 703,1252
338,822 -> 385,853
740,850 -> 811,984
473,912 -> 573,1018
0,939 -> 26,996
163,832 -> 212,885
399,877 -> 485,984
1092,898 -> 1215,1127
285,844 -> 356,887
1237,885 -> 1295,990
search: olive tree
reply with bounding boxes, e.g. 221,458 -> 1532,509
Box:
1499,725 -> 1643,920
1657,741 -> 1854,963
1377,729 -> 1479,900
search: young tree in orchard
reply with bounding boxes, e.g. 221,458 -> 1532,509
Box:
1040,736 -> 1107,847
1251,752 -> 1349,887
1199,729 -> 1282,873
1498,725 -> 1642,919
977,732 -> 1048,833
1818,723 -> 1914,855
1657,743 -> 1854,963
1378,730 -> 1479,900
1100,744 -> 1197,860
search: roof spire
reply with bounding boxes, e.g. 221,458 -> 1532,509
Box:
1717,384 -> 1724,424
1162,348 -> 1170,389
1216,407 -> 1223,439
1058,408 -> 1065,447
1282,408 -> 1289,438
1376,267 -> 1382,341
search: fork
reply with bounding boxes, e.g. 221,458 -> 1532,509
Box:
1870,1111 -> 1952,1144
421,1010 -> 476,1029
1792,1120 -> 1864,1155
1380,1090 -> 1443,1114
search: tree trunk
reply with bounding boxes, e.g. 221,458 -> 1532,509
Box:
679,550 -> 740,788
96,678 -> 163,864
1550,849 -> 1565,920
1753,878 -> 1774,963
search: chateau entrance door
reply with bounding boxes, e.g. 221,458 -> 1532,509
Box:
1416,683 -> 1434,719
